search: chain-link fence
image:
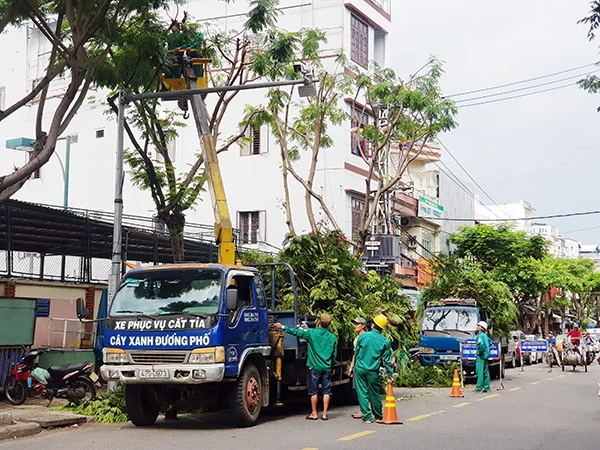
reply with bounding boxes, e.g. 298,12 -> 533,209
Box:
1,201 -> 219,283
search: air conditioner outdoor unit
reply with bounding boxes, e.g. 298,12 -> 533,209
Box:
407,236 -> 417,249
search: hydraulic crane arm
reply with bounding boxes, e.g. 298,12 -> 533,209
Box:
182,57 -> 235,265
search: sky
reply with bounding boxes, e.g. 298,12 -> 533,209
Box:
390,0 -> 600,246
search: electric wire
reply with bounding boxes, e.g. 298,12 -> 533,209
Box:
560,225 -> 600,235
427,209 -> 600,222
457,82 -> 576,108
437,139 -> 508,218
444,62 -> 598,98
416,145 -> 502,221
453,69 -> 600,104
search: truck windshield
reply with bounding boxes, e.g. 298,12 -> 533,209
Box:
421,308 -> 478,334
111,269 -> 223,316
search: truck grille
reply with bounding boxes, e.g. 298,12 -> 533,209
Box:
129,352 -> 187,365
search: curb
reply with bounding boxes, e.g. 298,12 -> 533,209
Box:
0,422 -> 41,441
0,407 -> 93,440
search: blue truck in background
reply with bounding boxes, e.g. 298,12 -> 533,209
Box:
77,262 -> 353,427
419,299 -> 506,378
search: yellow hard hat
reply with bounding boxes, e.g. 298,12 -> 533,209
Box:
373,314 -> 388,330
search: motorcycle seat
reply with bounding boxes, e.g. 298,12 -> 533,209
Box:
48,363 -> 89,379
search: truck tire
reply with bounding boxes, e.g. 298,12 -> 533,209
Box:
490,357 -> 505,379
230,363 -> 262,427
126,385 -> 160,426
339,379 -> 358,405
506,352 -> 515,368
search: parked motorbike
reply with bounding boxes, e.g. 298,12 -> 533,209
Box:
3,349 -> 98,406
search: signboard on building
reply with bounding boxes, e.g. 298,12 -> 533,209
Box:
418,196 -> 444,219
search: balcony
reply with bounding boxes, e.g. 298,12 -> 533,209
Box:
390,142 -> 441,163
391,191 -> 418,217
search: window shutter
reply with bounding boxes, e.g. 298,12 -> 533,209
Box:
252,126 -> 261,155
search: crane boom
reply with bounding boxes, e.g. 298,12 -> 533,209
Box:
182,57 -> 235,265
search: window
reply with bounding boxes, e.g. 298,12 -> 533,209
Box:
254,273 -> 267,308
350,110 -> 372,158
96,129 -> 104,139
351,196 -> 365,241
241,125 -> 267,156
27,151 -> 41,179
350,14 -> 369,68
422,229 -> 434,259
238,211 -> 266,244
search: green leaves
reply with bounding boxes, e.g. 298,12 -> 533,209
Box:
421,255 -> 518,336
268,230 -> 415,346
245,0 -> 281,33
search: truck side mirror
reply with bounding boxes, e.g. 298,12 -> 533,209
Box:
226,287 -> 238,311
76,297 -> 90,319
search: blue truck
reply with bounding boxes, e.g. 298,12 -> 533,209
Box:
419,299 -> 506,378
77,262 -> 352,427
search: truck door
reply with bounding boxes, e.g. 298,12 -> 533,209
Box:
223,272 -> 268,375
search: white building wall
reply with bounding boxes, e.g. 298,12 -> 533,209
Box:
475,200 -> 535,232
406,168 -> 474,255
1,0 -> 392,251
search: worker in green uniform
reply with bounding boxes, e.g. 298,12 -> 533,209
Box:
475,320 -> 493,393
353,314 -> 394,424
274,314 -> 337,420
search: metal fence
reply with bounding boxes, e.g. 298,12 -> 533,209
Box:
0,346 -> 26,392
47,318 -> 96,349
1,201 -> 219,283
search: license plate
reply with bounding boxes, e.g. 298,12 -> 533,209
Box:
439,355 -> 460,361
139,369 -> 169,379
90,372 -> 99,382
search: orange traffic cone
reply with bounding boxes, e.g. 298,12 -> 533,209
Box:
450,369 -> 464,398
378,382 -> 403,424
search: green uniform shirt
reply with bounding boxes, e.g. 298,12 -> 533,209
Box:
476,331 -> 493,359
354,330 -> 394,377
283,326 -> 337,372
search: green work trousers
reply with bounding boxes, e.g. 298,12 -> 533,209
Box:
475,357 -> 490,392
354,368 -> 383,421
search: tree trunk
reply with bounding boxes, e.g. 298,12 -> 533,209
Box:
160,210 -> 186,262
280,147 -> 295,235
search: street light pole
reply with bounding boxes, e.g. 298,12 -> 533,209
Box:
63,135 -> 71,209
108,91 -> 125,306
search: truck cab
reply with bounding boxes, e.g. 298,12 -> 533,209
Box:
100,263 -> 273,426
419,299 -> 504,378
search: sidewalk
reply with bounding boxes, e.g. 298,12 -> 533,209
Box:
0,397 -> 92,441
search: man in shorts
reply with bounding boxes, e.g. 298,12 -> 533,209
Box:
274,313 -> 337,420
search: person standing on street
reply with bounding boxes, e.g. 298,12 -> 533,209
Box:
273,313 -> 337,421
475,321 -> 493,393
353,314 -> 394,424
546,331 -> 561,369
348,316 -> 367,419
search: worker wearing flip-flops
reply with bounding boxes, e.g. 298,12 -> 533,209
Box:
274,313 -> 337,421
353,314 -> 394,424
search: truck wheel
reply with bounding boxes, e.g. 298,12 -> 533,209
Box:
231,363 -> 262,427
3,376 -> 27,405
506,353 -> 515,368
126,385 -> 160,426
339,379 -> 358,405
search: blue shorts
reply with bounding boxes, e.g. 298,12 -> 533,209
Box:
307,368 -> 332,396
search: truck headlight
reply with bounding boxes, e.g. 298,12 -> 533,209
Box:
104,348 -> 129,364
189,347 -> 225,364
420,347 -> 435,354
